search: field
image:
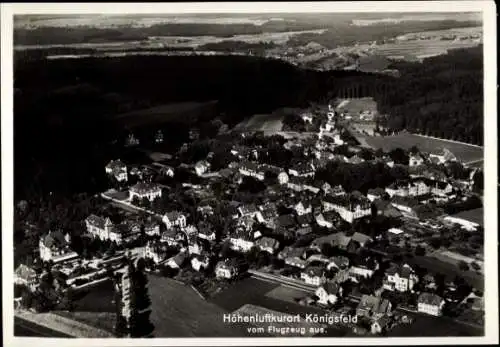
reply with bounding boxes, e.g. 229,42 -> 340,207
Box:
234,112 -> 284,133
113,101 -> 218,128
335,97 -> 378,115
451,208 -> 484,226
363,133 -> 483,163
147,275 -> 247,337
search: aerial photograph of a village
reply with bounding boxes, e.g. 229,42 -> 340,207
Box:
5,3 -> 496,343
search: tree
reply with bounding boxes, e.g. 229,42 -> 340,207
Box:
415,245 -> 426,256
458,261 -> 469,271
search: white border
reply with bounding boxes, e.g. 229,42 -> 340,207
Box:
2,2 -> 498,346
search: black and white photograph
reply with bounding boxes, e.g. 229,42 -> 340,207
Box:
2,2 -> 498,346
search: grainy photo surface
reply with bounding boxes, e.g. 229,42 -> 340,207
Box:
2,2 -> 498,346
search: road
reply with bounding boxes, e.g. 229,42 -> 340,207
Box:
14,317 -> 72,337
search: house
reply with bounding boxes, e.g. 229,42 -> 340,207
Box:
215,259 -> 239,279
385,182 -> 409,198
191,254 -> 211,272
126,133 -> 140,146
417,293 -> 445,316
301,112 -> 314,123
238,204 -> 261,219
349,257 -> 379,280
288,162 -> 315,177
230,145 -> 252,160
371,316 -> 391,335
257,203 -> 278,227
14,264 -> 38,290
255,237 -> 280,254
391,196 -> 419,215
301,265 -> 327,286
348,155 -> 365,165
105,159 -> 128,182
239,161 -> 265,181
277,214 -> 298,231
294,201 -> 312,216
356,295 -> 392,319
383,263 -> 419,292
277,172 -> 289,185
154,130 -> 164,144
195,160 -> 211,176
110,223 -> 142,245
197,204 -> 214,217
327,256 -> 350,270
162,211 -> 187,230
278,246 -> 306,261
129,182 -> 162,202
316,281 -> 344,306
160,228 -> 184,246
196,223 -> 217,242
322,192 -> 371,223
409,154 -> 424,167
166,251 -> 187,269
296,213 -> 314,228
351,232 -> 373,248
285,256 -> 308,269
429,148 -> 457,164
373,199 -> 403,219
229,221 -> 259,252
310,233 -> 352,253
39,230 -> 79,263
144,221 -> 161,237
330,185 -> 346,196
287,176 -> 306,192
430,180 -> 453,197
85,214 -> 114,240
315,212 -> 334,229
144,241 -> 168,264
367,188 -> 385,202
408,178 -> 431,197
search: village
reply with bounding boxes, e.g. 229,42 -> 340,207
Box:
14,102 -> 485,337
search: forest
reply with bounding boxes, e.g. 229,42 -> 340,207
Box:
14,46 -> 482,201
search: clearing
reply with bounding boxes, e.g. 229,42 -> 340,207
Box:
362,133 -> 483,163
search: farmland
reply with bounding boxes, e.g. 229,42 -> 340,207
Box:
362,133 -> 483,163
147,275 -> 247,337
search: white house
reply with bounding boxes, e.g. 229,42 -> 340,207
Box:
191,254 -> 210,272
322,193 -> 371,223
129,183 -> 162,202
144,241 -> 168,264
383,264 -> 419,292
431,181 -> 453,197
301,112 -> 314,124
288,163 -> 315,177
39,230 -> 78,264
195,160 -> 211,176
417,293 -> 445,316
316,281 -> 343,306
294,201 -> 312,216
215,260 -> 239,279
255,237 -> 280,254
300,266 -> 326,286
162,211 -> 187,230
278,172 -> 289,185
85,214 -> 114,240
409,154 -> 424,167
239,161 -> 265,181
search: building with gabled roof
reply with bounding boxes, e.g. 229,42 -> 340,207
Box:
316,281 -> 344,306
105,159 -> 128,182
129,182 -> 162,202
255,237 -> 280,254
39,230 -> 78,263
417,293 -> 445,316
322,192 -> 371,223
300,265 -> 327,286
383,263 -> 419,292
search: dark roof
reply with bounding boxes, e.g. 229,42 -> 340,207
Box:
303,265 -> 325,277
418,292 -> 444,306
256,237 -> 280,249
278,214 -> 297,228
321,281 -> 341,295
386,263 -> 414,278
296,213 -> 314,225
42,230 -> 67,249
86,214 -> 111,229
130,182 -> 160,194
323,193 -> 370,210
